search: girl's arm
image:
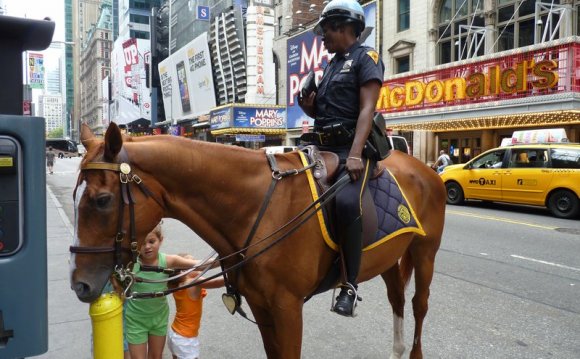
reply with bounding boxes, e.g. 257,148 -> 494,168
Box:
166,254 -> 219,270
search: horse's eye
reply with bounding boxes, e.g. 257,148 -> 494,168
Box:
95,194 -> 113,209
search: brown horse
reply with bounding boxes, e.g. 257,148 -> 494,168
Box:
70,123 -> 445,359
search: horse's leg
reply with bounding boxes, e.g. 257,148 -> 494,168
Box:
408,242 -> 437,359
248,295 -> 304,359
381,263 -> 406,359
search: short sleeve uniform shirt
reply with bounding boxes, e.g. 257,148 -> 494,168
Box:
315,41 -> 385,130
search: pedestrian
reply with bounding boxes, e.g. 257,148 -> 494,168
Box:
46,146 -> 56,174
167,254 -> 225,359
124,223 -> 207,359
298,0 -> 385,316
434,150 -> 453,173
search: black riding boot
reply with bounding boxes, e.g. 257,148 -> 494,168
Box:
333,217 -> 362,317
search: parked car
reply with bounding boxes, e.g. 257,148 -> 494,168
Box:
440,142 -> 580,219
77,144 -> 86,156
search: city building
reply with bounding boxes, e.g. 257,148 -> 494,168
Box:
71,0 -> 107,141
379,0 -> 580,163
79,1 -> 113,134
39,95 -> 65,135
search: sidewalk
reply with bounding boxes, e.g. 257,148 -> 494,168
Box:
38,187 -> 92,358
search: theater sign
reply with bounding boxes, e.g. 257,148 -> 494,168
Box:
378,39 -> 579,115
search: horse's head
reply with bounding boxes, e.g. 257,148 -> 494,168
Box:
70,123 -> 163,302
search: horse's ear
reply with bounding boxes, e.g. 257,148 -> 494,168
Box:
80,123 -> 97,150
104,122 -> 123,161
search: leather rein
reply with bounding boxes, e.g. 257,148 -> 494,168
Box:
69,148 -> 349,316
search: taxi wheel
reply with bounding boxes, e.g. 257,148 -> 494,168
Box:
446,182 -> 464,205
548,189 -> 580,219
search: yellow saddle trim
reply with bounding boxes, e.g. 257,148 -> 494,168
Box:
299,151 -> 338,251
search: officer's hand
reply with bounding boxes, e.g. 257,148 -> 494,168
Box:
298,91 -> 316,112
346,157 -> 364,182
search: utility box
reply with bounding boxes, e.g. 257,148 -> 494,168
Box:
0,15 -> 54,358
0,117 -> 48,357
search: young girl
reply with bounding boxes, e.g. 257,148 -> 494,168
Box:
167,255 -> 225,359
124,223 -> 207,359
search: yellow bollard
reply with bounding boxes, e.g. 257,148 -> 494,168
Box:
89,292 -> 123,359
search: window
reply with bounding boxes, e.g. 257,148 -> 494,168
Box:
277,16 -> 282,36
398,0 -> 410,32
395,55 -> 410,74
496,0 -> 561,51
472,150 -> 506,169
551,148 -> 580,169
436,0 -> 483,64
509,149 -> 548,168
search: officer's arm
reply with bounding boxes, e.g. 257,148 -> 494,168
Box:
349,81 -> 382,158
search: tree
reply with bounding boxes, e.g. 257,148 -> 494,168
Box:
47,127 -> 64,138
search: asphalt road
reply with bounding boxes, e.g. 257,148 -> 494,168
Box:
41,156 -> 580,359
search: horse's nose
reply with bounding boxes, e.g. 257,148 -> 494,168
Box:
73,281 -> 93,302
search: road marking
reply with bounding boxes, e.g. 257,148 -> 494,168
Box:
511,254 -> 580,272
446,209 -> 557,230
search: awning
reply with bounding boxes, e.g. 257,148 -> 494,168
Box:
386,110 -> 580,132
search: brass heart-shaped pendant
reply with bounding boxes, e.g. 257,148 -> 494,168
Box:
222,293 -> 238,315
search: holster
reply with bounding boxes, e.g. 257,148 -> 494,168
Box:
364,113 -> 391,161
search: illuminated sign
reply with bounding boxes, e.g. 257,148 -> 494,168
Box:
378,59 -> 559,111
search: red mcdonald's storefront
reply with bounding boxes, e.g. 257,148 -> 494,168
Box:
378,38 -> 580,164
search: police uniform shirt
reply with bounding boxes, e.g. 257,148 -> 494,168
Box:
315,41 -> 385,129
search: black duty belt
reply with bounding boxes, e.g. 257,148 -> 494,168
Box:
301,123 -> 353,146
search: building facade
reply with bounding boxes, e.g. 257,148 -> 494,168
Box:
39,95 -> 65,135
79,3 -> 113,134
379,0 -> 580,163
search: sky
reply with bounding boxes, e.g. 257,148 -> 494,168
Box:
3,0 -> 65,41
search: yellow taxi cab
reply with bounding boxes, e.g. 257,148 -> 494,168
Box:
440,140 -> 580,219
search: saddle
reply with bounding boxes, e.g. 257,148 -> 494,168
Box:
298,146 -> 424,300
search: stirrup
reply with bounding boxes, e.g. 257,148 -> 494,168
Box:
330,283 -> 361,317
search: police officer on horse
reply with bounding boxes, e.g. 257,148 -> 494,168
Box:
298,0 -> 385,316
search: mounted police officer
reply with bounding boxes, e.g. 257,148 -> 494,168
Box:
298,0 -> 385,316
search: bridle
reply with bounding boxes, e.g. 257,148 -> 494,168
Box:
69,147 -> 165,287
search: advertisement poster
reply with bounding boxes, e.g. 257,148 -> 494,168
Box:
28,53 -> 45,89
209,107 -> 232,130
158,32 -> 216,123
233,107 -> 286,128
110,37 -> 151,124
285,1 -> 378,129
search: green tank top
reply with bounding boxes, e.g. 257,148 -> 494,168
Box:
126,252 -> 169,315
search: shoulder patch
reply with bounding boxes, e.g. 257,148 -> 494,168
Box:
366,50 -> 379,65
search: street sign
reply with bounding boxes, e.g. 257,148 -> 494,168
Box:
235,134 -> 266,142
197,6 -> 210,21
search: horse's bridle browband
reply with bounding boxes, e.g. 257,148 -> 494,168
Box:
70,147 -> 164,277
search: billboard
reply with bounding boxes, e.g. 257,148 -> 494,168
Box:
110,37 -> 151,124
245,5 -> 276,104
28,53 -> 44,89
158,32 -> 216,122
286,1 -> 378,129
232,106 -> 285,128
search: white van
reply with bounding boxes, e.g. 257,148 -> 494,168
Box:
388,135 -> 411,155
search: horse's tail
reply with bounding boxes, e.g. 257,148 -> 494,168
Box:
399,249 -> 414,288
